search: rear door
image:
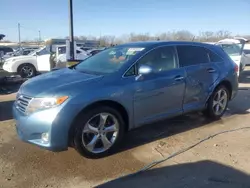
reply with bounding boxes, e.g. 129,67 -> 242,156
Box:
176,45 -> 220,113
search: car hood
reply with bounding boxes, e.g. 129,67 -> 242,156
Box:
20,68 -> 103,97
6,55 -> 35,61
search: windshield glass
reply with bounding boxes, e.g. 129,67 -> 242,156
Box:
220,44 -> 241,56
28,47 -> 46,56
74,46 -> 145,74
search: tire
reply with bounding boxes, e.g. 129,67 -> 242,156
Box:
203,85 -> 229,120
17,64 -> 36,78
73,106 -> 125,159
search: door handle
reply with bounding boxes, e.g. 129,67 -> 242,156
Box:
174,76 -> 184,81
207,68 -> 216,73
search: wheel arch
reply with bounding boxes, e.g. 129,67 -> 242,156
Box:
68,99 -> 129,146
206,79 -> 233,105
215,80 -> 232,99
17,62 -> 37,72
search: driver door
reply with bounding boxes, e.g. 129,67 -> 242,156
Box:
36,48 -> 51,72
132,46 -> 186,126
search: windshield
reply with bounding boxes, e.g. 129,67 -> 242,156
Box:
74,46 -> 145,74
220,44 -> 241,56
28,47 -> 46,56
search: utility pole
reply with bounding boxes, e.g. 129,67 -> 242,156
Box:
38,30 -> 41,46
18,23 -> 21,48
68,0 -> 75,60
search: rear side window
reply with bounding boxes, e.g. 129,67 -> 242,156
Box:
177,46 -> 209,67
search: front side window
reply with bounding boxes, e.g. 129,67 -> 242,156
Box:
75,46 -> 145,74
137,46 -> 177,73
177,46 -> 210,67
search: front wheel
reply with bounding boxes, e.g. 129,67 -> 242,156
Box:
17,64 -> 36,78
73,106 -> 125,159
203,85 -> 229,119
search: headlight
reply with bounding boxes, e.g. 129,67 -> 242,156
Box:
4,59 -> 14,65
26,96 -> 68,114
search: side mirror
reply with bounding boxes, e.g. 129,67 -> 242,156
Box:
36,52 -> 39,56
138,65 -> 153,75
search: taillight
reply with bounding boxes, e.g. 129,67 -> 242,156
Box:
234,63 -> 239,73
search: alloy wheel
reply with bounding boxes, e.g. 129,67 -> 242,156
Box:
21,65 -> 33,77
212,89 -> 228,116
81,113 -> 119,154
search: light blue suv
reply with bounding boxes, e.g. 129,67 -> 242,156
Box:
13,41 -> 238,158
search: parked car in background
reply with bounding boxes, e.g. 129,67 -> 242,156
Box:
2,47 -> 49,78
2,47 -> 39,60
86,48 -> 105,56
243,44 -> 250,65
55,45 -> 90,68
0,46 -> 14,68
216,38 -> 248,76
243,49 -> 250,65
0,46 -> 14,55
13,41 -> 238,158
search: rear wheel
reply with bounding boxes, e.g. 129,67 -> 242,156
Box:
203,85 -> 229,119
17,64 -> 36,78
73,106 -> 125,158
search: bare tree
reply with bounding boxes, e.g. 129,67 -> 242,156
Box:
64,30 -> 248,47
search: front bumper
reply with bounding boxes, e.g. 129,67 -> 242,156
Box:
13,103 -> 71,152
3,62 -> 16,73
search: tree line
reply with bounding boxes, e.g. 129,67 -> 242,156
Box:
70,30 -> 250,47
1,30 -> 249,46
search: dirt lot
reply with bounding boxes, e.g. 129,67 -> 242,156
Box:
1,68 -> 250,188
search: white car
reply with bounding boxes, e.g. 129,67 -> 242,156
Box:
216,38 -> 248,76
55,45 -> 90,68
2,47 -> 49,78
243,44 -> 250,65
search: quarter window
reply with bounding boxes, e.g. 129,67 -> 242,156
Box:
177,46 -> 210,67
207,49 -> 223,62
124,65 -> 136,77
137,46 -> 177,73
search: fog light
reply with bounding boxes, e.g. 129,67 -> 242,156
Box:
41,133 -> 49,142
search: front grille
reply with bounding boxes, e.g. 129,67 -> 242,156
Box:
15,94 -> 32,113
